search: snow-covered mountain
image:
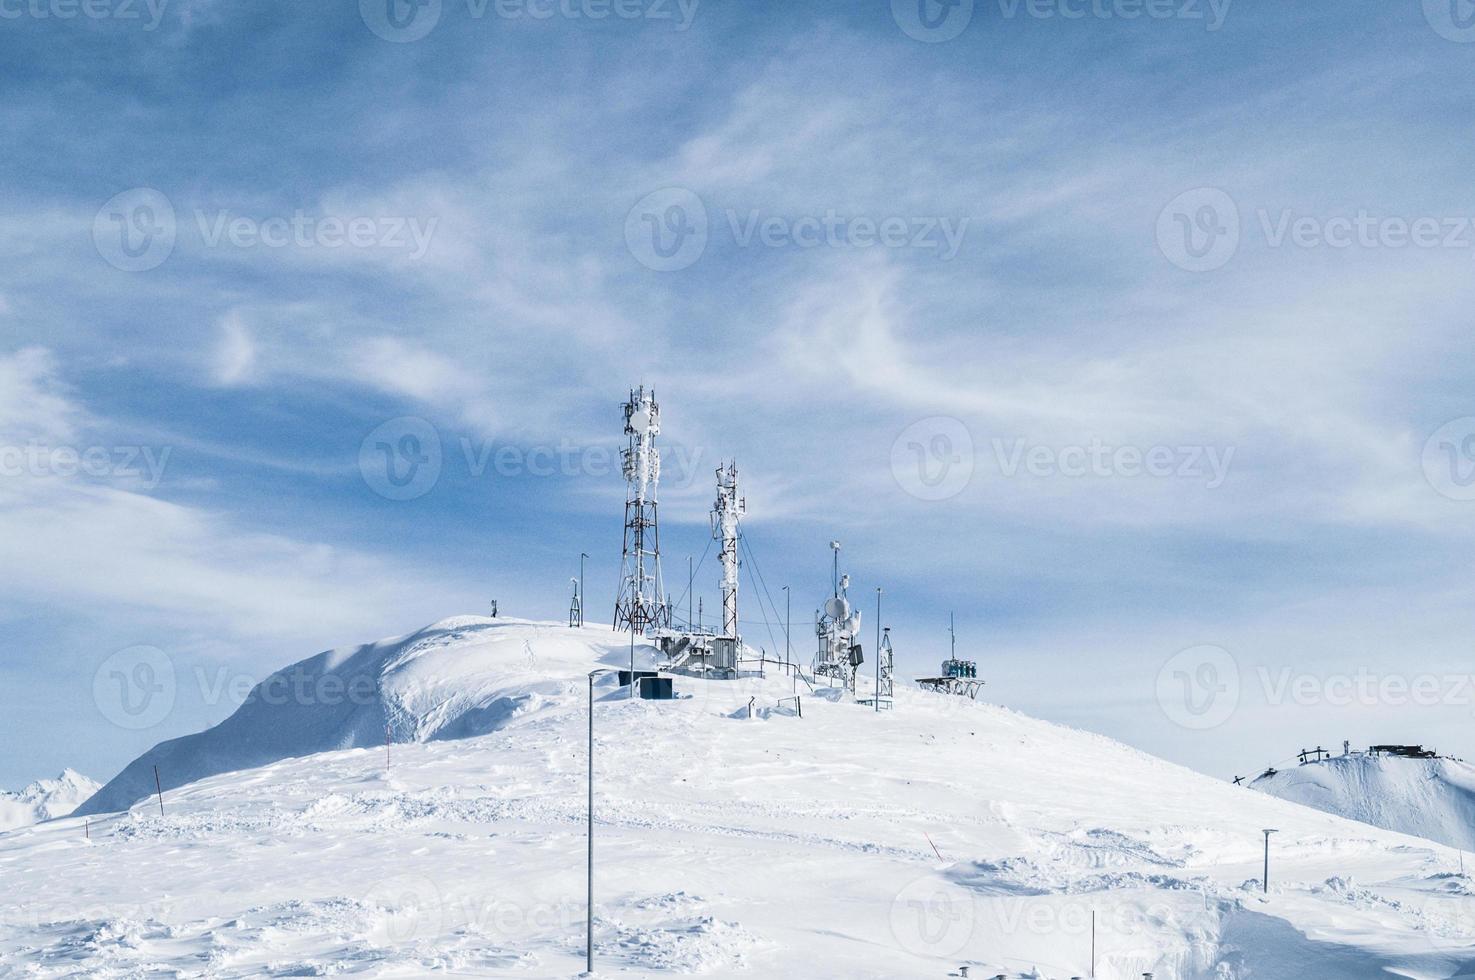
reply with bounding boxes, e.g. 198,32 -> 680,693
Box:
6,617 -> 1475,978
1251,752 -> 1475,852
0,769 -> 99,832
76,617 -> 618,817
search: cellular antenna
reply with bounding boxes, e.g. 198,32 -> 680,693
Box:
613,386 -> 670,633
712,462 -> 745,642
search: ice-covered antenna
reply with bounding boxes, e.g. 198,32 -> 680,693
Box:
830,540 -> 842,596
712,461 -> 744,640
949,612 -> 956,661
613,385 -> 669,633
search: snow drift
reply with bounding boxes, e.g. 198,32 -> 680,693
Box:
0,769 -> 98,831
76,617 -> 642,817
1251,752 -> 1475,851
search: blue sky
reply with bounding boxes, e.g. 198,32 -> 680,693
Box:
3,0 -> 1475,789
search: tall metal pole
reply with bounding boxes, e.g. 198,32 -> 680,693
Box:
587,667 -> 613,973
1262,829 -> 1277,894
874,588 -> 882,713
783,586 -> 790,674
688,556 -> 693,629
580,552 -> 588,628
587,671 -> 595,974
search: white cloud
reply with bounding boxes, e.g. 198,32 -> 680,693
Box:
0,348 -> 466,644
211,310 -> 257,386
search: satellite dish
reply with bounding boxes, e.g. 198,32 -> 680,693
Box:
824,596 -> 850,620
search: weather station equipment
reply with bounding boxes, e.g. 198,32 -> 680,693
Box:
813,542 -> 864,692
916,613 -> 983,699
860,626 -> 896,710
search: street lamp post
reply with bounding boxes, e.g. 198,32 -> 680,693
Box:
587,667 -> 614,974
1262,828 -> 1278,894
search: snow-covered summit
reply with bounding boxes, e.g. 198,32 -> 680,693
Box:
0,769 -> 99,832
1251,751 -> 1475,851
77,617 -> 643,817
6,618 -> 1475,977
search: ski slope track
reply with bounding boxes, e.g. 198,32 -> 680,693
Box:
3,617 -> 1474,978
1252,754 -> 1475,853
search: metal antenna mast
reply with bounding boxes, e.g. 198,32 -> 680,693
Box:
878,627 -> 894,706
712,461 -> 744,640
613,386 -> 670,633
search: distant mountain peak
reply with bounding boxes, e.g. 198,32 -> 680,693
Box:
0,769 -> 100,832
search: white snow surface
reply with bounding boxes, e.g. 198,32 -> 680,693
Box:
2,616 -> 1473,978
0,770 -> 99,832
1252,754 -> 1475,852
